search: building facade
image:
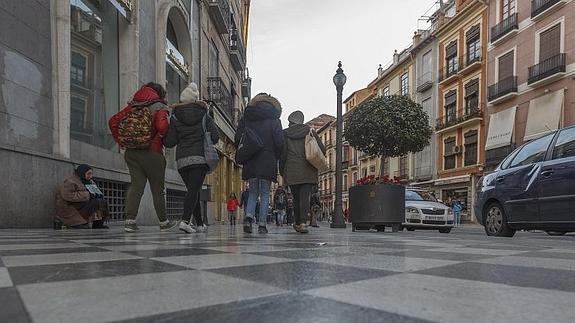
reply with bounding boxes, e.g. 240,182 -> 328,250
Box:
0,0 -> 251,228
485,0 -> 575,169
434,0 -> 488,222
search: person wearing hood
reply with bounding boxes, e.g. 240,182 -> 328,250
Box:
109,82 -> 177,233
164,83 -> 219,234
55,164 -> 110,229
280,111 -> 326,233
235,93 -> 284,234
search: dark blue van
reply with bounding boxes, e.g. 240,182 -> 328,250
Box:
475,126 -> 575,237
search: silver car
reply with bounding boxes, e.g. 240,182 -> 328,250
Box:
402,189 -> 454,233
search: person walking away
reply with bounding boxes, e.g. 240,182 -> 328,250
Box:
309,187 -> 321,227
235,93 -> 284,234
280,111 -> 326,234
240,186 -> 249,222
286,191 -> 294,225
273,186 -> 287,226
452,199 -> 463,227
55,164 -> 110,229
109,83 -> 177,233
227,193 -> 240,225
163,83 -> 219,234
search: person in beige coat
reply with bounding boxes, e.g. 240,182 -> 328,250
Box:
55,164 -> 109,229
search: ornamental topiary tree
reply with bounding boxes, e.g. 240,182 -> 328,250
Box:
344,95 -> 433,179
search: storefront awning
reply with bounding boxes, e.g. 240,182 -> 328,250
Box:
524,89 -> 564,141
485,106 -> 516,150
434,174 -> 470,186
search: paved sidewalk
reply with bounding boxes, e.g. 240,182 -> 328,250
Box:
1,224 -> 574,323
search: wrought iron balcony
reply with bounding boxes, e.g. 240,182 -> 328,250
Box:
461,46 -> 482,72
208,0 -> 231,35
438,59 -> 460,84
488,76 -> 518,103
241,72 -> 252,100
229,28 -> 246,71
528,53 -> 566,86
436,103 -> 484,131
532,0 -> 564,20
416,72 -> 434,92
491,13 -> 518,45
207,77 -> 233,122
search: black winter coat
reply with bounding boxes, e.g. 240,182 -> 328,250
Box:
235,102 -> 284,182
163,101 -> 219,170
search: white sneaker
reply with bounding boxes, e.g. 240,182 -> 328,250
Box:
179,221 -> 196,234
195,224 -> 207,233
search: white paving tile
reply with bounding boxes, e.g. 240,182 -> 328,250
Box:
98,244 -> 190,252
0,268 -> 13,288
204,245 -> 300,253
307,254 -> 460,272
18,270 -> 285,323
474,256 -> 575,272
426,247 -> 524,256
2,251 -> 142,267
153,253 -> 296,270
306,273 -> 575,323
0,243 -> 87,251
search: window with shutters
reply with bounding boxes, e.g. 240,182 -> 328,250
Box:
444,90 -> 457,126
383,87 -> 390,97
464,79 -> 479,115
400,73 -> 409,96
464,130 -> 478,166
539,24 -> 560,62
466,25 -> 481,64
498,50 -> 514,81
209,40 -> 219,77
445,41 -> 458,75
501,0 -> 516,20
399,156 -> 408,178
383,158 -> 390,176
444,137 -> 456,170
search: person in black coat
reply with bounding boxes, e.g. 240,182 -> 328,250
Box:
234,93 -> 284,234
164,83 -> 219,234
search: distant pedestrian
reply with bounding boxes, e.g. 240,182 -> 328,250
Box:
274,186 -> 288,226
55,164 -> 109,229
109,83 -> 177,233
240,185 -> 250,220
227,193 -> 239,226
286,191 -> 294,224
235,93 -> 284,234
310,187 -> 321,227
280,111 -> 326,234
163,83 -> 219,234
452,199 -> 463,227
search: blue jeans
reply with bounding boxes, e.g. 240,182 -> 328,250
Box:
454,211 -> 461,226
276,209 -> 286,225
246,178 -> 271,226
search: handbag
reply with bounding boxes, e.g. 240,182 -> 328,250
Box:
235,121 -> 264,165
305,129 -> 327,171
202,114 -> 219,174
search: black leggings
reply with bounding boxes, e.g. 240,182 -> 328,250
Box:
289,184 -> 313,225
178,166 -> 207,225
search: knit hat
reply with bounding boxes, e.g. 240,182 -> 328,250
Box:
248,93 -> 282,112
288,111 -> 305,125
180,83 -> 199,103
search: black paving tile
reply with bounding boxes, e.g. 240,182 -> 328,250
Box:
0,239 -> 70,245
8,259 -> 189,285
0,287 -> 32,323
261,242 -> 344,249
0,247 -> 106,257
120,293 -> 431,323
246,249 -> 351,260
415,262 -> 575,292
471,244 -> 545,251
122,248 -> 229,258
381,250 -> 496,261
515,251 -> 575,260
209,261 -> 395,291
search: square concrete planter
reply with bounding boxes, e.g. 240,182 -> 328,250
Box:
349,184 -> 405,232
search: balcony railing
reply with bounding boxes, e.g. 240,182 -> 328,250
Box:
207,77 -> 233,122
528,53 -> 566,85
532,0 -> 562,19
491,13 -> 518,44
416,72 -> 434,92
438,59 -> 460,83
241,73 -> 252,100
208,0 -> 231,35
229,28 -> 246,71
488,76 -> 518,103
436,104 -> 484,131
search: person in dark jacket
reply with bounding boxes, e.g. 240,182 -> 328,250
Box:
310,187 -> 321,227
164,83 -> 219,234
280,111 -> 325,233
235,93 -> 284,234
273,186 -> 287,226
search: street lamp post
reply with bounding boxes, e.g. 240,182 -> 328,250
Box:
331,61 -> 347,229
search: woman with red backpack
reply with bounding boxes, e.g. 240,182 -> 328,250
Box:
109,82 -> 177,233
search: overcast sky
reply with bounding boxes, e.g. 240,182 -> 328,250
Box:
247,0 -> 438,126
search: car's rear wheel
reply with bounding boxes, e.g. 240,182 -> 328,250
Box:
439,228 -> 451,234
546,231 -> 567,236
484,202 -> 515,237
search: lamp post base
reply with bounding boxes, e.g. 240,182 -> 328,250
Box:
330,222 -> 347,229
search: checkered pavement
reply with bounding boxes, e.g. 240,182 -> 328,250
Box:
1,225 -> 574,323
